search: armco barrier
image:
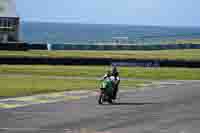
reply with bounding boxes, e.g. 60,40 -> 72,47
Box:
50,43 -> 200,50
4,42 -> 199,51
1,57 -> 200,68
28,44 -> 47,50
2,43 -> 200,51
0,42 -> 28,51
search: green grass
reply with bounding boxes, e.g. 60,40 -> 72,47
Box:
1,65 -> 200,97
1,49 -> 200,60
162,39 -> 200,45
1,65 -> 200,80
0,76 -> 148,97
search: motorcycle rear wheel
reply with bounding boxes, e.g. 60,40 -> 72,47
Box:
108,98 -> 113,104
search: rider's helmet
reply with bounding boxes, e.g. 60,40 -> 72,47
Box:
107,70 -> 112,77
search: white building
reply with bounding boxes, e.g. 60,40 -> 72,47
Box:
112,37 -> 129,44
0,0 -> 19,42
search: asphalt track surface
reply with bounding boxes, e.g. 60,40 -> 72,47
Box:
0,81 -> 200,133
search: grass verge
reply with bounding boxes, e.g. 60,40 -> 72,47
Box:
162,39 -> 200,45
1,49 -> 200,60
1,65 -> 200,80
0,76 -> 148,97
1,65 -> 200,97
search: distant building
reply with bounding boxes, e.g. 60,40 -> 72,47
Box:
112,36 -> 129,44
0,0 -> 19,42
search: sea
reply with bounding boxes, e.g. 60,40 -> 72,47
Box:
20,22 -> 200,45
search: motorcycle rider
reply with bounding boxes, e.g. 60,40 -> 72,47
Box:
103,66 -> 119,80
111,66 -> 120,100
102,66 -> 120,100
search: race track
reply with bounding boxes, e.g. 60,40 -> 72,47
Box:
0,81 -> 200,133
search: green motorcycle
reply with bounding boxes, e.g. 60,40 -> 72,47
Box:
98,79 -> 114,104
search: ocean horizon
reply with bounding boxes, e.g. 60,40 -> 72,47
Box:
20,21 -> 200,45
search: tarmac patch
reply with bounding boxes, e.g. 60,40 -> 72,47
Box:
0,88 -> 152,109
0,91 -> 95,109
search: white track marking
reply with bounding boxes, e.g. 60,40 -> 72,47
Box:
0,128 -> 71,131
0,89 -> 144,109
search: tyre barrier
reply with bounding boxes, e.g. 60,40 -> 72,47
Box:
0,57 -> 200,68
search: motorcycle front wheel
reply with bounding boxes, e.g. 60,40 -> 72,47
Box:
98,92 -> 104,105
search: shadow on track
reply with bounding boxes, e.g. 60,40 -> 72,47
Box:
113,102 -> 157,105
100,102 -> 159,106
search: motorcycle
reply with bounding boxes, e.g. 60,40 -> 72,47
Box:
98,78 -> 113,104
98,77 -> 116,105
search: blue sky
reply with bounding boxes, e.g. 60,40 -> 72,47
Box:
16,0 -> 200,26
